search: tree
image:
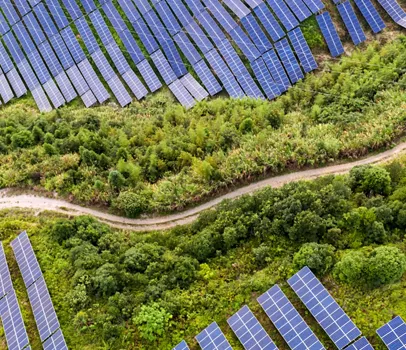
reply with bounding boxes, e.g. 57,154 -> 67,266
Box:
11,130 -> 34,149
333,251 -> 367,285
108,170 -> 125,190
123,243 -> 165,273
133,303 -> 172,342
293,243 -> 336,275
92,263 -> 121,297
349,165 -> 391,196
113,191 -> 148,218
289,210 -> 326,242
366,246 -> 406,288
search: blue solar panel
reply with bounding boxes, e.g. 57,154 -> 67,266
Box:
288,266 -> 362,349
6,68 -> 27,98
136,59 -> 162,92
251,58 -> 281,100
254,2 -> 285,42
61,0 -> 82,20
266,0 -> 299,31
27,275 -> 60,341
102,1 -> 126,33
14,0 -> 30,16
345,337 -> 374,350
184,21 -> 214,54
196,322 -> 232,350
151,49 -> 177,84
317,12 -> 345,57
105,42 -> 130,75
192,59 -> 222,96
288,27 -> 318,73
155,1 -> 181,35
61,27 -> 87,64
54,71 -> 77,103
89,11 -> 114,47
258,285 -> 325,350
0,289 -> 30,350
0,74 -> 14,103
303,0 -> 325,13
197,10 -> 227,46
205,49 -> 245,98
18,59 -> 40,90
229,26 -> 261,62
0,242 -> 13,298
275,38 -> 304,84
91,50 -> 115,81
0,0 -> 20,25
23,12 -> 47,45
184,0 -> 205,15
353,0 -> 386,33
43,329 -> 68,350
80,89 -> 97,108
180,73 -> 209,101
34,3 -> 58,37
132,18 -> 159,54
174,31 -> 202,65
204,0 -> 238,32
228,305 -> 278,350
107,74 -> 132,107
222,0 -> 251,18
13,22 -> 36,55
49,34 -> 75,70
245,0 -> 263,8
0,42 -> 15,73
0,12 -> 10,35
78,59 -> 110,103
376,0 -> 406,24
262,49 -> 291,93
173,340 -> 190,350
81,0 -> 96,13
118,29 -> 145,65
338,1 -> 367,45
168,79 -> 196,109
66,65 -> 90,96
166,0 -> 194,27
377,316 -> 406,350
134,0 -> 152,14
122,70 -> 148,100
116,0 -> 141,24
3,32 -> 26,64
31,85 -> 53,112
39,41 -> 63,77
241,14 -> 273,54
11,231 -> 43,289
285,0 -> 312,21
45,0 -> 70,29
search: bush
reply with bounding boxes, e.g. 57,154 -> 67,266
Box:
293,243 -> 336,275
349,165 -> 392,196
113,191 -> 149,218
333,251 -> 367,285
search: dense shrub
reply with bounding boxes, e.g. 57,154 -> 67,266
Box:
293,243 -> 336,275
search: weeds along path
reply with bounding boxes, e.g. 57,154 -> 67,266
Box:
1,142 -> 406,232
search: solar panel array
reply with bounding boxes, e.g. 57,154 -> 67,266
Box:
195,322 -> 232,350
227,305 -> 277,350
0,242 -> 13,298
288,266 -> 361,349
345,336 -> 374,350
376,316 -> 406,350
11,230 -> 67,347
258,285 -> 325,350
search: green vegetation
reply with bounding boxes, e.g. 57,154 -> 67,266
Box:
0,37 -> 406,216
1,159 -> 406,349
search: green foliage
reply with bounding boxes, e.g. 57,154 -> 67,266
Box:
112,191 -> 149,218
0,38 -> 405,216
133,303 -> 172,342
293,243 -> 336,275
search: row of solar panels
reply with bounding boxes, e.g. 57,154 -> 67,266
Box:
173,266 -> 405,350
0,0 -> 405,112
0,231 -> 67,349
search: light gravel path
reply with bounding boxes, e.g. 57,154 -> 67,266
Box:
1,142 -> 406,232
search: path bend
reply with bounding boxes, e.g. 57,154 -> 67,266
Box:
1,142 -> 406,232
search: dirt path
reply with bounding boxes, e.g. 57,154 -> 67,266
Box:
1,142 -> 406,232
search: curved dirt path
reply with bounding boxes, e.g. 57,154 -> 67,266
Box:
1,142 -> 406,232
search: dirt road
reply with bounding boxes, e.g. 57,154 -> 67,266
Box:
1,142 -> 406,232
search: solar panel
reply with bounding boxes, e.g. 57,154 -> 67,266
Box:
55,71 -> 77,102
91,50 -> 115,82
316,12 -> 345,57
166,0 -> 194,27
89,10 -> 115,46
377,316 -> 406,350
222,0 -> 251,18
14,0 -> 30,16
155,0 -> 181,35
43,329 -> 68,350
0,0 -> 20,25
136,59 -> 162,92
60,27 -> 86,64
174,32 -> 202,65
13,22 -> 36,55
258,285 -> 325,350
303,0 -> 325,13
134,0 -> 152,14
227,305 -> 278,350
81,0 -> 97,14
118,29 -> 145,65
353,0 -> 386,33
27,275 -> 61,341
116,0 -> 141,24
285,0 -> 312,21
49,34 -> 75,70
106,74 -> 132,107
168,79 -> 196,109
45,0 -> 69,29
345,337 -> 374,350
34,3 -> 58,37
75,17 -> 100,54
102,0 -> 127,33
195,322 -> 232,350
132,18 -> 159,54
78,59 -> 110,103
23,12 -> 47,45
251,58 -> 281,100
0,289 -> 30,350
288,266 -> 361,349
0,42 -> 15,73
173,340 -> 190,350
151,50 -> 177,85
229,26 -> 261,62
81,89 -> 97,107
376,0 -> 406,24
105,42 -> 131,75
122,70 -> 148,100
0,74 -> 14,103
61,0 -> 82,20
184,21 -> 214,54
253,3 -> 285,42
337,1 -> 367,46
203,0 -> 238,32
245,0 -> 263,8
0,12 -> 10,35
66,65 -> 90,96
184,0 -> 205,15
31,85 -> 53,112
10,231 -> 42,289
241,13 -> 273,54
288,27 -> 318,73
180,73 -> 209,101
0,242 -> 13,298
266,0 -> 299,31
197,10 -> 227,46
262,49 -> 290,93
275,38 -> 304,84
6,68 -> 27,98
192,59 -> 222,96
43,79 -> 66,109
